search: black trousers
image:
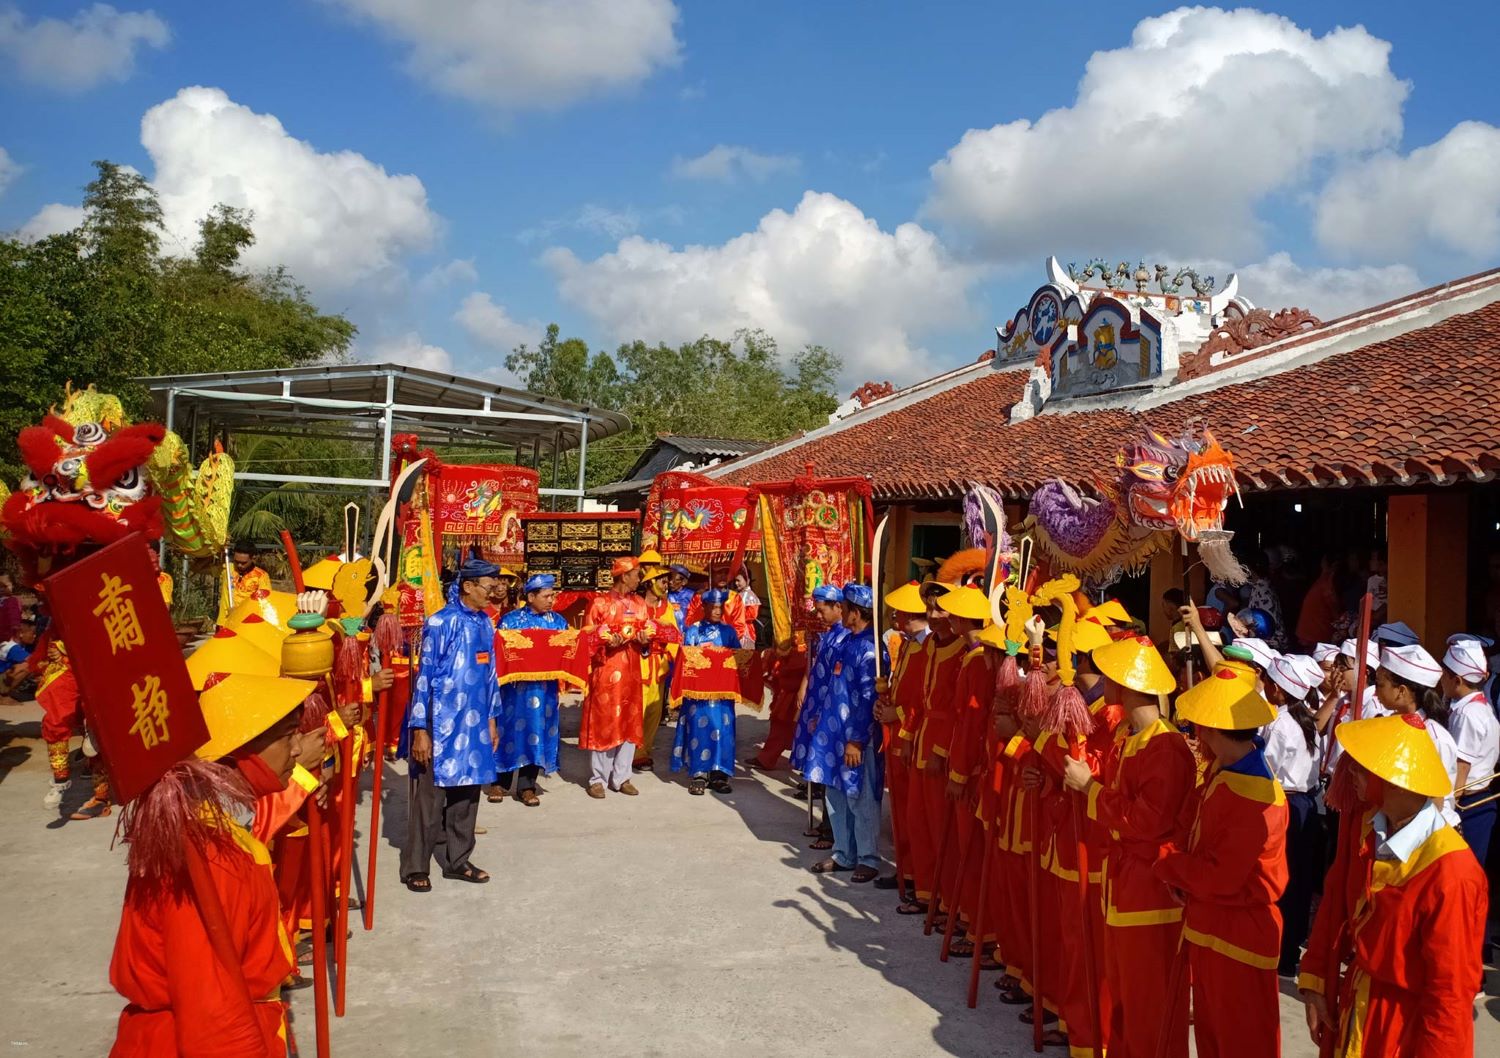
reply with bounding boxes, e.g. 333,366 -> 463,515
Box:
497,764 -> 540,793
1277,790 -> 1325,974
401,760 -> 480,879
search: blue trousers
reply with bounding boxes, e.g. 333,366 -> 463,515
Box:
1459,790 -> 1496,867
825,760 -> 881,870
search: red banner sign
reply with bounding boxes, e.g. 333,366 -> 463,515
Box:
434,464 -> 539,554
658,485 -> 760,556
668,644 -> 765,707
493,627 -> 591,689
45,534 -> 207,803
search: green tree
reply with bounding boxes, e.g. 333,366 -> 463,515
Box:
507,325 -> 840,491
0,160 -> 354,482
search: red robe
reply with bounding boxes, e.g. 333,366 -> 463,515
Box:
894,636 -> 933,897
1298,809 -> 1488,1058
883,634 -> 928,884
1032,700 -> 1124,1058
944,644 -> 995,928
1155,755 -> 1288,1058
991,732 -> 1034,982
753,638 -> 809,768
913,636 -> 969,904
1087,717 -> 1196,1058
580,591 -> 657,751
109,820 -> 293,1057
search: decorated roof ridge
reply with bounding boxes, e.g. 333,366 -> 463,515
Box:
1170,265 -> 1500,389
714,292 -> 1500,500
706,356 -> 1030,479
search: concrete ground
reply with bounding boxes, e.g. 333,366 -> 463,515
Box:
1,695 -> 1496,1057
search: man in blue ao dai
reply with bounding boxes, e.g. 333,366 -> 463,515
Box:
673,589 -> 741,795
808,583 -> 885,883
402,557 -> 502,891
494,574 -> 567,807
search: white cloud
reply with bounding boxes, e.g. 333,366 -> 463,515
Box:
517,204 -> 643,245
1239,252 -> 1420,320
0,3 -> 169,91
670,145 -> 800,183
322,0 -> 680,111
543,190 -> 982,384
1314,121 -> 1500,261
140,86 -> 438,291
0,146 -> 19,195
417,257 -> 479,291
925,6 -> 1408,263
17,202 -> 85,241
364,331 -> 453,373
455,292 -> 543,354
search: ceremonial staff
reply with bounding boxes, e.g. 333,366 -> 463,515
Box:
869,514 -> 910,903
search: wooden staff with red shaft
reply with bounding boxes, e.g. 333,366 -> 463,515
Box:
332,631 -> 368,1016
1027,790 -> 1043,1053
965,823 -> 996,1008
1316,591 -> 1374,1058
1068,739 -> 1105,1053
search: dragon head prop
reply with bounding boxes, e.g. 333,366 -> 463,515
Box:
1120,427 -> 1238,541
1021,424 -> 1245,587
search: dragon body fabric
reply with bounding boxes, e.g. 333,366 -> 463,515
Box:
1019,427 -> 1243,587
2,385 -> 235,581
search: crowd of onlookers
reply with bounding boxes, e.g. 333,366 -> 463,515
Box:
0,573 -> 49,699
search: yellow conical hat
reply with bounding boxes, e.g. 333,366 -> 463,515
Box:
223,611 -> 290,657
937,585 -> 991,622
885,581 -> 927,615
301,554 -> 343,590
1071,615 -> 1114,653
225,589 -> 298,630
1336,714 -> 1452,797
1089,599 -> 1133,626
637,550 -> 663,569
1175,660 -> 1273,728
1092,634 -> 1176,695
977,623 -> 1009,650
195,674 -> 317,761
186,629 -> 281,691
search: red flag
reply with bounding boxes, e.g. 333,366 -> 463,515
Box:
493,627 -> 591,689
669,644 -> 764,707
44,534 -> 207,803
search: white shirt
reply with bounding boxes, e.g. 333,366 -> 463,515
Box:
1262,707 -> 1318,793
1421,716 -> 1461,827
1322,686 -> 1388,775
1448,692 -> 1499,791
1372,802 -> 1444,862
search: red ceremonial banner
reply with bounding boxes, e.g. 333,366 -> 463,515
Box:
761,482 -> 868,636
493,627 -> 591,689
668,644 -> 765,707
434,464 -> 539,555
658,485 -> 760,556
45,534 -> 207,803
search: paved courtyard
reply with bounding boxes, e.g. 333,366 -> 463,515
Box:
1,697 -> 1494,1057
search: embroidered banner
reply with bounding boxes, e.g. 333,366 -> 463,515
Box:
45,534 -> 208,803
760,483 -> 867,637
434,464 -> 539,557
658,484 -> 760,556
669,644 -> 765,707
493,627 -> 590,689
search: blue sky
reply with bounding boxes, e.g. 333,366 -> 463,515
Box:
3,1 -> 1499,391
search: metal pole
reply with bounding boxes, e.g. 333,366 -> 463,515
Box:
551,429 -> 562,513
575,412 -> 590,512
380,372 -> 395,484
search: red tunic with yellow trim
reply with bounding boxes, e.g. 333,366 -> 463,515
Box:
914,637 -> 969,771
579,590 -> 657,751
1154,747 -> 1288,968
1088,717 -> 1196,1058
992,732 -> 1034,979
945,644 -> 994,919
109,819 -> 293,1057
1298,808 -> 1487,1058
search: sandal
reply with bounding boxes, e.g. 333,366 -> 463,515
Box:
689,778 -> 707,796
1019,1007 -> 1058,1026
809,838 -> 834,850
997,983 -> 1031,1005
708,777 -> 732,794
69,797 -> 112,820
1040,1029 -> 1069,1048
518,789 -> 540,807
850,866 -> 878,884
441,864 -> 490,884
896,900 -> 928,915
979,950 -> 1004,972
485,785 -> 505,803
404,874 -> 431,893
948,938 -> 977,958
810,858 -> 851,874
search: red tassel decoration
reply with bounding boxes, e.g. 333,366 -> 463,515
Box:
1044,683 -> 1094,742
298,691 -> 332,734
117,759 -> 253,888
1016,667 -> 1050,723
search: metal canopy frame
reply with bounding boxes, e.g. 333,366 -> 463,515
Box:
139,363 -> 629,510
